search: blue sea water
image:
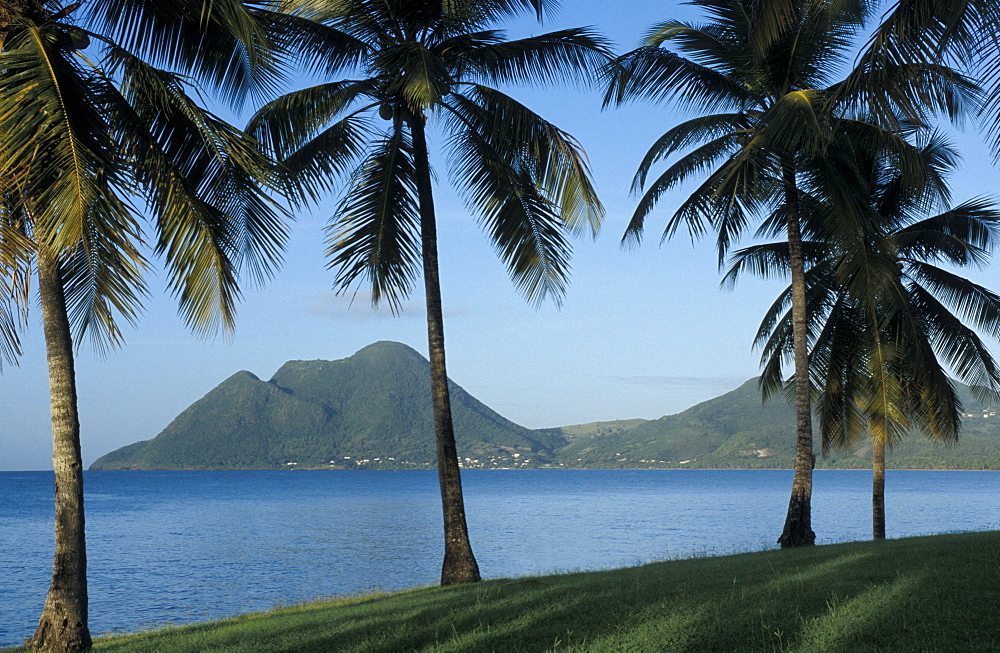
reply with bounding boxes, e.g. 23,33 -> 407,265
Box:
1,468 -> 998,647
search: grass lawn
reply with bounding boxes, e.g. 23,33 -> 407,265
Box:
8,531 -> 1000,652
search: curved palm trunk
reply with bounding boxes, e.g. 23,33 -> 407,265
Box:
778,165 -> 816,548
409,115 -> 481,585
29,248 -> 92,652
872,435 -> 886,540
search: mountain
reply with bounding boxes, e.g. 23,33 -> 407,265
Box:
556,379 -> 1000,470
555,379 -> 796,467
91,342 -> 1000,470
91,341 -> 565,470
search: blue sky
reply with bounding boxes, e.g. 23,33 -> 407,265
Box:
2,1 -> 998,471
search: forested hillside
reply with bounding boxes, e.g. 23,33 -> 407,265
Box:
91,343 -> 1000,470
91,342 -> 565,470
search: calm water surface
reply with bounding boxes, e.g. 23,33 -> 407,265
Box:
1,469 -> 998,647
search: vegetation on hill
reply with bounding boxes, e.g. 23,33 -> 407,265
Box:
564,379 -> 1000,470
92,343 -> 1000,471
90,342 -> 565,471
559,379 -> 797,467
5,531 -> 996,652
538,419 -> 649,441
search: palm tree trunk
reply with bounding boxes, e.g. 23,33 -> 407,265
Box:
872,435 -> 886,540
29,248 -> 92,652
409,115 -> 481,585
778,165 -> 816,548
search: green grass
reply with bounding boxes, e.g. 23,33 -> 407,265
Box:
9,531 -> 1000,652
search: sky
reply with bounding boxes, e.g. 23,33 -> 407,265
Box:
2,1 -> 999,471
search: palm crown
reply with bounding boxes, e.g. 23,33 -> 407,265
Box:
606,0 -> 974,262
250,0 -> 608,308
0,0 -> 287,355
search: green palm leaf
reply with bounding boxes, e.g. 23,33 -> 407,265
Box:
625,133 -> 752,245
603,44 -> 752,111
253,7 -> 370,78
631,113 -> 750,192
326,129 -> 420,310
0,213 -> 31,369
101,47 -> 288,332
84,0 -> 281,105
457,28 -> 611,88
458,85 -> 601,231
895,198 -> 1000,263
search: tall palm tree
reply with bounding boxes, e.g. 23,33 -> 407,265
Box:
729,133 -> 1000,539
604,0 -> 973,547
0,3 -> 286,650
248,0 -> 606,584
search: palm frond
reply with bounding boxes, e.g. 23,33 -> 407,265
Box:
754,89 -> 829,159
785,0 -> 869,89
810,293 -> 868,452
602,44 -> 752,111
83,0 -> 281,105
631,113 -> 749,192
104,47 -> 288,333
247,79 -> 375,160
252,7 -> 370,78
0,27 -> 123,253
895,198 -> 1000,264
0,24 -> 158,354
381,40 -> 454,111
446,92 -> 578,305
59,231 -> 148,355
908,281 -> 1000,394
0,215 -> 32,369
623,133 -> 748,245
246,79 -> 375,205
906,262 -> 1000,339
834,61 -> 982,130
723,240 -> 834,287
265,0 -> 603,314
457,28 -> 612,88
280,116 -> 373,204
661,146 -> 779,262
449,86 -> 602,237
642,19 -> 748,75
326,129 -> 421,310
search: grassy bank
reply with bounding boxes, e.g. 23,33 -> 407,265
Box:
9,531 -> 1000,652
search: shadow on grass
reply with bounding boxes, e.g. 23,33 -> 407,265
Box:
45,531 -> 1000,652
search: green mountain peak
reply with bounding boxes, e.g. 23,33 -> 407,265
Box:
91,342 -> 560,470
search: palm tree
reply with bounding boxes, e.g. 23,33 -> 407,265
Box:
248,0 -> 606,584
0,3 -> 286,650
603,0 -> 974,547
728,132 -> 1000,539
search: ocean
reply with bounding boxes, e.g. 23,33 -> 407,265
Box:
2,468 -> 998,647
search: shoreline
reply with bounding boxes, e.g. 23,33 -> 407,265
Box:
5,466 -> 1000,473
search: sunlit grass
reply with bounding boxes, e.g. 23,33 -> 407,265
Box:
6,531 -> 999,652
